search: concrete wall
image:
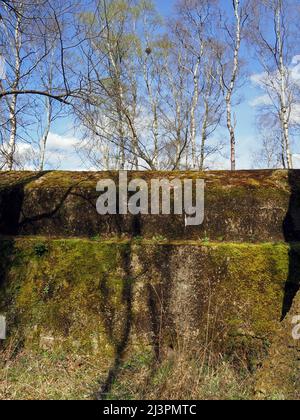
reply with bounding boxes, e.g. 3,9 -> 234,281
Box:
0,170 -> 299,399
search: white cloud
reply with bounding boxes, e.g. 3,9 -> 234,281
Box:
292,55 -> 300,64
250,72 -> 268,87
250,55 -> 300,124
290,56 -> 300,82
251,55 -> 300,90
292,154 -> 300,169
291,103 -> 300,125
12,132 -> 84,170
17,143 -> 32,154
44,132 -> 84,170
249,94 -> 272,107
47,132 -> 79,151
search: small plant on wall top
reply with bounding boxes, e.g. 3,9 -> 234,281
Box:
34,243 -> 49,258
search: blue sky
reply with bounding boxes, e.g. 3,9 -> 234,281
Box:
47,0 -> 300,170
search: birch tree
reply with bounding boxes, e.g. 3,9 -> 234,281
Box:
138,8 -> 166,170
170,0 -> 224,170
170,0 -> 218,169
0,0 -> 23,169
199,40 -> 224,170
0,0 -> 81,170
220,0 -> 248,171
250,0 -> 297,169
79,0 -> 166,170
252,131 -> 284,169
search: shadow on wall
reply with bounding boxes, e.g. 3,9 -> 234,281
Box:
282,170 -> 300,320
0,173 -> 48,236
95,244 -> 134,401
95,242 -> 174,400
0,239 -> 15,300
0,173 -> 48,286
0,173 -> 48,348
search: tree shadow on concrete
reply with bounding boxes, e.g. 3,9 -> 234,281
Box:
95,227 -> 174,400
0,172 -> 48,236
96,244 -> 134,400
282,170 -> 300,321
145,246 -> 174,363
1,172 -> 110,237
0,172 -> 48,351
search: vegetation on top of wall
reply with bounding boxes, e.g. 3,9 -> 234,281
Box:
0,170 -> 293,191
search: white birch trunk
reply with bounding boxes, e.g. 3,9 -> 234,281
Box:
276,0 -> 293,169
190,58 -> 200,169
200,98 -> 209,171
39,97 -> 52,171
226,0 -> 241,171
7,8 -> 22,170
107,44 -> 126,169
143,61 -> 159,169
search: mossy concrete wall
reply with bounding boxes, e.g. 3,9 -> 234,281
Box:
1,170 -> 300,241
255,291 -> 300,399
0,170 -> 299,399
0,238 -> 299,398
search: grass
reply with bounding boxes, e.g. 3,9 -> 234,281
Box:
0,348 -> 104,400
0,343 -> 256,400
103,351 -> 255,401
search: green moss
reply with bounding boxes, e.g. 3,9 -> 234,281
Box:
204,243 -> 289,360
0,238 -> 133,358
0,237 -> 298,399
0,169 -> 291,191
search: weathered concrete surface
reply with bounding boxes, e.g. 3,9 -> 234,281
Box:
0,170 -> 299,241
0,238 -> 298,398
0,170 -> 299,399
255,292 -> 300,399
